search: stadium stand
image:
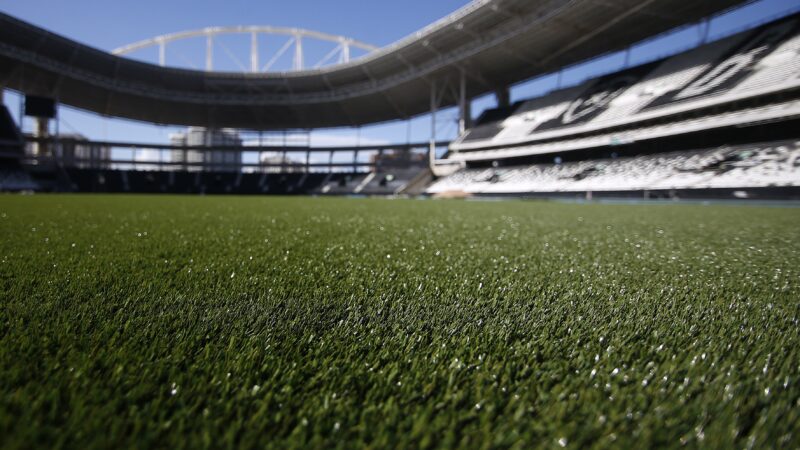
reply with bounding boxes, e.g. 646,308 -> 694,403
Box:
3,10 -> 798,200
451,13 -> 800,152
11,162 -> 426,196
431,13 -> 800,199
429,140 -> 800,199
0,166 -> 37,192
59,169 -> 357,195
311,173 -> 364,195
53,168 -> 423,196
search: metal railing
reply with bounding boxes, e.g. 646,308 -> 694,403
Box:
17,135 -> 450,173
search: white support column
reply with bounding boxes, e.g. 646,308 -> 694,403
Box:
294,34 -> 303,71
429,81 -> 437,169
158,40 -> 166,67
458,70 -> 471,136
342,42 -> 350,63
250,32 -> 258,72
34,117 -> 50,158
495,87 -> 510,109
206,34 -> 214,71
377,148 -> 384,173
701,19 -> 710,44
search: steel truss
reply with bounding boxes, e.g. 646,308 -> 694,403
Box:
112,26 -> 378,72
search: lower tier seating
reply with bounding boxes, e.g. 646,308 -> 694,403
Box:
427,140 -> 800,195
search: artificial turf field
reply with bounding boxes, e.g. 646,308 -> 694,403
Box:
0,195 -> 798,449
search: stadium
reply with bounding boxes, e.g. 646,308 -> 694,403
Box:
0,0 -> 798,448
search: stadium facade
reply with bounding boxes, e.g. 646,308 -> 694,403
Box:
0,0 -> 798,199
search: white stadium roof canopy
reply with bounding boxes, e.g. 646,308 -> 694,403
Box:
0,0 -> 750,129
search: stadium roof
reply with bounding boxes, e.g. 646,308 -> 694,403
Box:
0,0 -> 749,129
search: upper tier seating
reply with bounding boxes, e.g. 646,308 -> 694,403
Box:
452,14 -> 800,151
449,99 -> 800,162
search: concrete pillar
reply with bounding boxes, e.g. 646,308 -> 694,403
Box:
206,34 -> 214,71
429,81 -> 437,169
34,117 -> 50,158
458,71 -> 472,135
250,32 -> 258,73
495,87 -> 510,109
459,102 -> 471,135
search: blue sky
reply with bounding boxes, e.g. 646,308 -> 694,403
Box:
2,0 -> 799,149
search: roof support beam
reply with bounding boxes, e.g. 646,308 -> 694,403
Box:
341,42 -> 350,63
541,0 -> 661,65
428,78 -> 451,169
263,37 -> 295,72
250,32 -> 258,72
293,34 -> 303,71
159,40 -> 166,66
205,34 -> 214,71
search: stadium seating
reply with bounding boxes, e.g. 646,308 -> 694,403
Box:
0,166 -> 38,191
430,14 -> 800,200
428,140 -> 800,196
449,99 -> 800,162
352,168 -> 426,195
56,169 -> 376,195
10,165 -> 421,196
313,173 -> 368,195
451,14 -> 800,151
5,14 -> 799,199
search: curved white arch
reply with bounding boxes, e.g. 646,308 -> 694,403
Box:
0,0 -> 753,129
112,26 -> 379,72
